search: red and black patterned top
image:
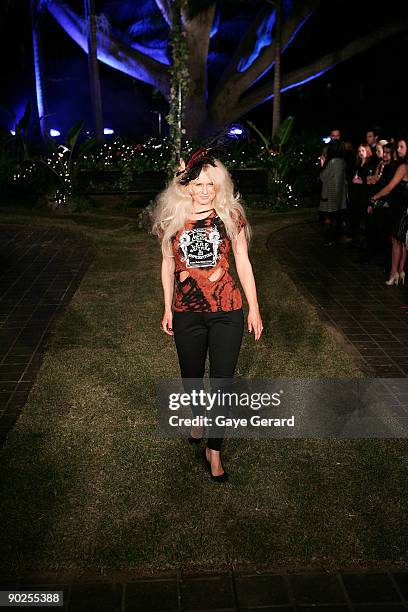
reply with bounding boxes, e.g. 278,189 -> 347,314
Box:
171,209 -> 246,312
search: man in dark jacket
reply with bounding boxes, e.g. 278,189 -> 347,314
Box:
366,128 -> 380,156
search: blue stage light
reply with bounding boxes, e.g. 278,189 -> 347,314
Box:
322,136 -> 331,144
10,130 -> 15,136
50,129 -> 61,137
104,128 -> 114,135
229,127 -> 243,135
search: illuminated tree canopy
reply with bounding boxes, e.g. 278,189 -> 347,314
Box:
43,0 -> 408,137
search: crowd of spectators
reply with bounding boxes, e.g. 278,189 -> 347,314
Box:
318,127 -> 408,285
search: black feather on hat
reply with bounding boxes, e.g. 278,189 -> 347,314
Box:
176,123 -> 248,185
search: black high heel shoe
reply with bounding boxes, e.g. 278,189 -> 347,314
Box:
202,447 -> 229,482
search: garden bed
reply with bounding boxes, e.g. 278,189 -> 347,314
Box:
78,168 -> 269,196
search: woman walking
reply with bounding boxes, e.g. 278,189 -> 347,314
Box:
151,150 -> 263,482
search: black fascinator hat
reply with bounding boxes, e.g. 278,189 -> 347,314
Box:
176,123 -> 248,185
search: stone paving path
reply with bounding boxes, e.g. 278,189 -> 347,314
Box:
0,224 -> 95,446
1,569 -> 408,610
269,221 -> 408,378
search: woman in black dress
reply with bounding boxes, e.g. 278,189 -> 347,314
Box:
366,143 -> 397,260
371,139 -> 408,285
349,143 -> 375,247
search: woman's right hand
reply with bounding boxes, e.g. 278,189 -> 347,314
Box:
161,310 -> 174,336
247,307 -> 263,341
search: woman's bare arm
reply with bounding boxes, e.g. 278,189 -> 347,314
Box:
372,164 -> 407,200
161,254 -> 175,335
232,229 -> 263,340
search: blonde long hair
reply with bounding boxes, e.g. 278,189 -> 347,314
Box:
150,159 -> 251,256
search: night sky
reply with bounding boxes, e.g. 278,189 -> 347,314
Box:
1,0 -> 407,144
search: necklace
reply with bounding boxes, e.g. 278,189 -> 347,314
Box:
193,208 -> 214,214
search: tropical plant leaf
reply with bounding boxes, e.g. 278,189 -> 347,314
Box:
67,121 -> 83,149
274,116 -> 294,148
15,101 -> 31,136
78,137 -> 98,156
45,134 -> 58,154
246,120 -> 270,148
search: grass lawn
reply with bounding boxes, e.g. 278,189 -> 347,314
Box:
0,206 -> 407,578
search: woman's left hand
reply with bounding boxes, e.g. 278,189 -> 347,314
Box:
247,308 -> 263,341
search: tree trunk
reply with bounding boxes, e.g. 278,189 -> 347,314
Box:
182,2 -> 216,138
84,0 -> 104,142
46,2 -> 408,138
183,98 -> 212,139
272,0 -> 281,140
30,0 -> 48,142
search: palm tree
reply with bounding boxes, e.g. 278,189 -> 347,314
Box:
30,0 -> 48,141
84,0 -> 104,142
269,0 -> 282,140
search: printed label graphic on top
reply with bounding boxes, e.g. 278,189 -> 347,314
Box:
178,226 -> 222,268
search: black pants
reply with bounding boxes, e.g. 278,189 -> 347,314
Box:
173,308 -> 244,451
